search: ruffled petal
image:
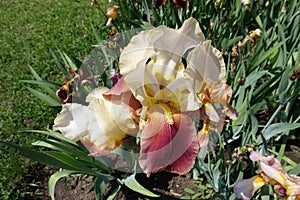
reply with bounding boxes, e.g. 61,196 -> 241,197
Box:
53,103 -> 90,141
185,40 -> 226,92
119,28 -> 162,75
139,104 -> 198,176
151,18 -> 204,84
165,113 -> 199,174
84,87 -> 139,151
234,175 -> 266,200
260,162 -> 287,188
120,17 -> 204,84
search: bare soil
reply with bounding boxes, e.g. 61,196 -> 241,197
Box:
10,144 -> 300,200
11,165 -> 198,200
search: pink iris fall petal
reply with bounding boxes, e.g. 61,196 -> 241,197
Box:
138,104 -> 199,176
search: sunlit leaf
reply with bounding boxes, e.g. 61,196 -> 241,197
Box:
123,174 -> 160,197
49,170 -> 75,200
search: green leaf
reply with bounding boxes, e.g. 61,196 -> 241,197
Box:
184,188 -> 195,194
94,174 -> 114,200
63,52 -> 77,71
250,40 -> 287,71
258,123 -> 300,143
28,65 -> 42,81
22,79 -> 58,99
27,65 -> 59,99
49,170 -> 75,200
50,49 -> 71,79
192,193 -> 202,199
0,141 -> 82,171
44,151 -> 97,175
27,87 -> 61,106
32,139 -> 90,161
278,68 -> 291,104
123,174 -> 160,197
26,130 -> 78,146
221,36 -> 243,51
290,164 -> 300,175
91,25 -> 110,65
106,185 -> 121,200
244,70 -> 268,88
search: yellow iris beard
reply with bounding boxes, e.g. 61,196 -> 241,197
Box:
159,103 -> 174,124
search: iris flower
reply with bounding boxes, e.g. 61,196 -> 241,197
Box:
54,17 -> 236,176
119,18 -> 205,175
234,151 -> 300,200
53,77 -> 140,156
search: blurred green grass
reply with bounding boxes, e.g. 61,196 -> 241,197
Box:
0,0 -> 108,198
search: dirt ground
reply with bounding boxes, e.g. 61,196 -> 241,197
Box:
11,164 -> 198,200
11,143 -> 300,200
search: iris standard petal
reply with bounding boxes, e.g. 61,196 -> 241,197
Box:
185,40 -> 226,92
119,28 -> 162,75
154,77 -> 200,112
120,17 -> 204,82
124,62 -> 159,107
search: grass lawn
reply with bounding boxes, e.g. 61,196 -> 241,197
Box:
0,0 -> 108,198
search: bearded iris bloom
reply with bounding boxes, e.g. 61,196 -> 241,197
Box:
53,17 -> 236,176
234,151 -> 300,200
53,77 -> 140,156
119,18 -> 205,175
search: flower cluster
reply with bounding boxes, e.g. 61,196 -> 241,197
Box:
53,18 -> 237,176
234,150 -> 300,200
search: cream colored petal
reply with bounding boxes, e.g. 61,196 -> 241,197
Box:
286,180 -> 300,196
120,17 -> 205,81
185,40 -> 226,92
86,87 -> 139,150
154,18 -> 205,60
124,62 -> 159,107
53,103 -> 90,141
154,77 -> 200,112
234,175 -> 266,200
119,28 -> 162,75
151,18 -> 205,84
